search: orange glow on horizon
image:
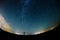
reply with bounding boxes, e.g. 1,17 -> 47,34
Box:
0,14 -> 11,32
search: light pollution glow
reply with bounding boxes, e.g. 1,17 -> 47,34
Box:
0,14 -> 58,35
0,14 -> 11,32
34,26 -> 57,34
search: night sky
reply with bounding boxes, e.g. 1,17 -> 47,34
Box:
0,0 -> 60,34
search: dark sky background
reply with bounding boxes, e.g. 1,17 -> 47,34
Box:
0,0 -> 60,34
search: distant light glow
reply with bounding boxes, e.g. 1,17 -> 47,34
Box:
0,14 -> 11,32
34,26 -> 57,34
15,32 -> 21,35
50,27 -> 55,30
0,22 -> 1,28
34,30 -> 46,34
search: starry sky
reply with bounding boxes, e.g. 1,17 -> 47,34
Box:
0,0 -> 60,34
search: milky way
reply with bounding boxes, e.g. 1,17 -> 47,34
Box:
0,0 -> 60,35
20,0 -> 30,24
